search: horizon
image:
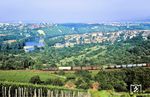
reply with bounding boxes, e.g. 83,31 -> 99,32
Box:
1,21 -> 150,24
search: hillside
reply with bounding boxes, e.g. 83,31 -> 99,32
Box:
0,23 -> 150,69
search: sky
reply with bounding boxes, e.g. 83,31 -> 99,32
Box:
0,0 -> 150,23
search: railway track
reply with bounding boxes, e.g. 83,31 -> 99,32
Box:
42,63 -> 150,72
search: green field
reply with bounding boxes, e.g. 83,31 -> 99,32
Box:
0,70 -> 65,83
0,70 -> 149,97
0,70 -> 99,83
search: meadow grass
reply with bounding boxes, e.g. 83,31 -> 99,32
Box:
0,70 -> 65,83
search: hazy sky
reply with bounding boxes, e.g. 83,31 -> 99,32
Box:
0,0 -> 150,23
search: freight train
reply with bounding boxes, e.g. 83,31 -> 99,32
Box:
43,66 -> 100,71
42,63 -> 150,71
104,63 -> 150,69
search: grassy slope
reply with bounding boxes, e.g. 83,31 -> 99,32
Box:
0,69 -> 118,83
0,70 -> 65,83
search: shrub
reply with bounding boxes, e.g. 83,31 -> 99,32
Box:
66,75 -> 76,82
52,78 -> 64,86
29,75 -> 41,84
145,88 -> 150,93
113,81 -> 127,92
75,77 -> 90,89
64,81 -> 76,89
45,78 -> 53,85
75,70 -> 91,79
91,82 -> 100,90
101,83 -> 113,90
45,78 -> 64,86
57,70 -> 65,75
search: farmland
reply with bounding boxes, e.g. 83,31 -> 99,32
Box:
0,69 -> 150,97
0,70 -> 130,97
0,70 -> 66,83
0,81 -> 89,97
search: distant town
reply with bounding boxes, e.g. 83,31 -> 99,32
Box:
0,22 -> 150,52
53,30 -> 150,48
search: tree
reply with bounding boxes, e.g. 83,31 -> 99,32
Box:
95,71 -> 127,91
75,70 -> 91,79
29,75 -> 41,84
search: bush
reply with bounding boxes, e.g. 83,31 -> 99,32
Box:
45,78 -> 64,86
29,75 -> 41,84
91,82 -> 100,90
64,81 -> 76,89
45,78 -> 53,85
145,88 -> 150,93
75,70 -> 92,80
66,75 -> 76,82
52,78 -> 64,86
113,81 -> 127,92
57,70 -> 65,75
101,83 -> 113,90
75,77 -> 90,89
